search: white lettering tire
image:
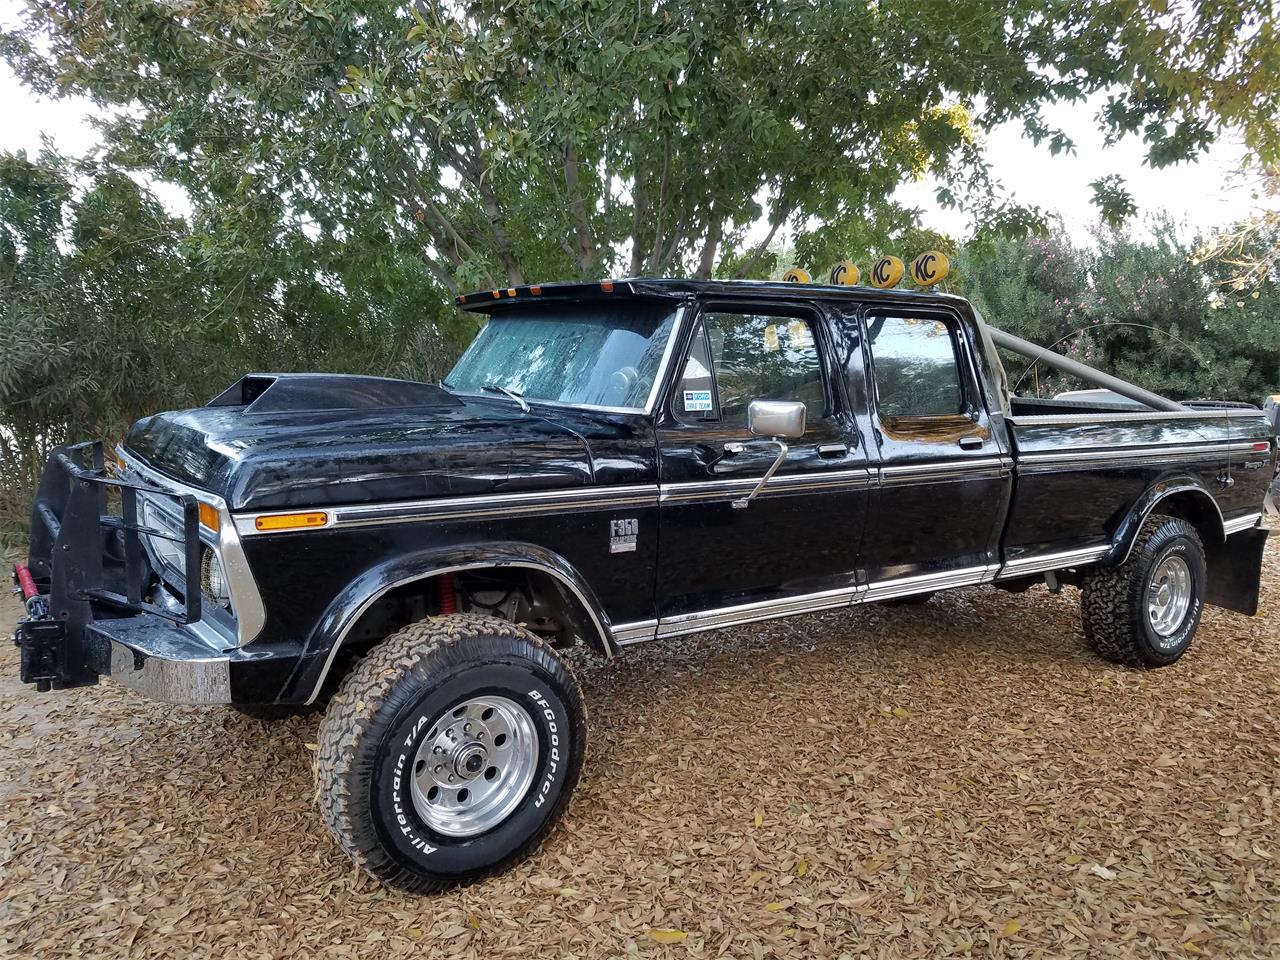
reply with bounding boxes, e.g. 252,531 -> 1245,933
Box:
315,614 -> 586,893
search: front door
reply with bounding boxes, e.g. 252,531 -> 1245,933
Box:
858,306 -> 1012,598
655,300 -> 872,631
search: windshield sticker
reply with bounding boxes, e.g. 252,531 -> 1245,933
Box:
683,389 -> 713,412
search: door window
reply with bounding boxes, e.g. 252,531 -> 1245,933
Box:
866,314 -> 965,419
674,311 -> 826,429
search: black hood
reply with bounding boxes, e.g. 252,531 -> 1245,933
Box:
124,374 -> 603,511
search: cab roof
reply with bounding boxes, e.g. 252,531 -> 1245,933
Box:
455,277 -> 970,313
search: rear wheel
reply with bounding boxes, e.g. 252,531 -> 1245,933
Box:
1081,514 -> 1206,668
315,614 -> 586,893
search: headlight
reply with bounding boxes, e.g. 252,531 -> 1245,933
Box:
139,497 -> 187,580
200,547 -> 231,609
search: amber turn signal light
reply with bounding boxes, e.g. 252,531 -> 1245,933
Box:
254,512 -> 328,532
198,501 -> 220,532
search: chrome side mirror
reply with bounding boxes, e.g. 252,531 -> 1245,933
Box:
732,400 -> 806,509
747,399 -> 806,439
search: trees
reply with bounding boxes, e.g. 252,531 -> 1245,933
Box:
964,222 -> 1280,403
3,0 -> 1276,290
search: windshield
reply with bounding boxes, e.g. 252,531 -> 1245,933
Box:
446,302 -> 679,410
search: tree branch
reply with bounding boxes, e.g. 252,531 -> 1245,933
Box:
644,134 -> 673,273
696,210 -> 722,279
734,198 -> 793,278
562,143 -> 596,275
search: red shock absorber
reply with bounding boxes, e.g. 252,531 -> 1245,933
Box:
437,572 -> 458,615
14,563 -> 37,602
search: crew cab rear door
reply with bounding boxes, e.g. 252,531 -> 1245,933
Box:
653,298 -> 872,628
858,305 -> 1012,595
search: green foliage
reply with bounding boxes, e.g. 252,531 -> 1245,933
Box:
962,221 -> 1280,402
3,0 -> 1276,291
0,150 -> 475,536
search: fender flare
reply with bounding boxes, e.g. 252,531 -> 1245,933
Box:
1108,477 -> 1225,567
294,542 -> 617,705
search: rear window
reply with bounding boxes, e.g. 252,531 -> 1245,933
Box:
867,314 -> 965,418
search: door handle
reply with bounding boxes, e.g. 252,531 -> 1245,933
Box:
958,435 -> 984,450
817,443 -> 849,458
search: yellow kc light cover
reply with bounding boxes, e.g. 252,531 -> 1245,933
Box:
782,267 -> 811,283
828,261 -> 859,285
911,250 -> 950,286
869,255 -> 905,288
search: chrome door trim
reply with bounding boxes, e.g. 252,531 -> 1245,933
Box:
612,619 -> 659,646
878,457 -> 1010,485
655,583 -> 865,639
998,544 -> 1110,578
659,468 -> 873,504
1222,512 -> 1263,536
862,564 -> 998,601
623,564 -> 999,648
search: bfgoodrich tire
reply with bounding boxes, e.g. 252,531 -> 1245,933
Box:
315,614 -> 586,894
1081,514 -> 1207,668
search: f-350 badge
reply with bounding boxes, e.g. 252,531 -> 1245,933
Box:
609,518 -> 638,554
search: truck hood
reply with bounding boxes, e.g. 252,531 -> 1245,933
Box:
123,374 -> 603,511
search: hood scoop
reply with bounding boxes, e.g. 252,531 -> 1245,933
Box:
208,373 -> 462,415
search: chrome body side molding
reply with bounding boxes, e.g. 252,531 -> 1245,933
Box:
1016,441 -> 1261,472
998,544 -> 1110,578
237,484 -> 661,535
618,565 -> 998,648
1223,512 -> 1264,536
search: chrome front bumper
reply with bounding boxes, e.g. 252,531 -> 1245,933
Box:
88,614 -> 232,704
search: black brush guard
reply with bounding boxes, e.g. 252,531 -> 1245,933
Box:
14,441 -> 204,691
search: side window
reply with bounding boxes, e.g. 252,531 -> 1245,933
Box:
674,311 -> 826,428
866,314 -> 965,418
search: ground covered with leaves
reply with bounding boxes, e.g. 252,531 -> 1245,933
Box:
1,535 -> 1278,959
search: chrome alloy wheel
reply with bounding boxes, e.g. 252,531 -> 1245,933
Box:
410,695 -> 538,837
1147,554 -> 1193,637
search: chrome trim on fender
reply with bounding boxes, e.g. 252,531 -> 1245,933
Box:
305,560 -> 616,705
998,544 -> 1110,578
117,447 -> 267,647
236,484 -> 661,534
1223,512 -> 1263,536
1010,409 -> 1267,426
612,619 -> 659,646
1017,441 -> 1262,471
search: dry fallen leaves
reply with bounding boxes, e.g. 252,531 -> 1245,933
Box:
1,529 -> 1278,959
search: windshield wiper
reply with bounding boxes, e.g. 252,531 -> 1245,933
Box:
481,382 -> 530,413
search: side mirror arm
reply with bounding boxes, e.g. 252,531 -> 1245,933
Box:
731,438 -> 789,509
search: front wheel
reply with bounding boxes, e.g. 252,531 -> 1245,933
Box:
315,614 -> 586,893
1081,514 -> 1207,668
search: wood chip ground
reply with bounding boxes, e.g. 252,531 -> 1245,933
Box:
1,532 -> 1277,958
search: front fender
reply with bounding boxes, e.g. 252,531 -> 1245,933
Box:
286,541 -> 616,704
1107,476 -> 1225,566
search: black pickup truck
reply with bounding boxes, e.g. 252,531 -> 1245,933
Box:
12,278 -> 1274,893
